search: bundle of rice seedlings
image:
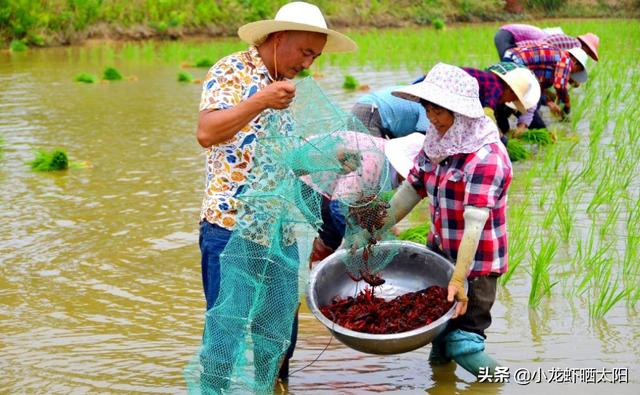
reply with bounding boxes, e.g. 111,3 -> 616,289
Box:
519,129 -> 553,145
195,58 -> 213,68
397,223 -> 430,244
29,149 -> 69,171
297,69 -> 311,78
342,75 -> 358,90
178,71 -> 194,82
432,18 -> 446,30
102,67 -> 123,81
506,139 -> 530,162
75,73 -> 97,83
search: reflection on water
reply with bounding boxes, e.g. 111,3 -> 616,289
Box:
1,41 -> 639,394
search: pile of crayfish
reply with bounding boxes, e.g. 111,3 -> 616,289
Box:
320,286 -> 453,334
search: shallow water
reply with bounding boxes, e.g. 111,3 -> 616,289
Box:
1,38 -> 639,394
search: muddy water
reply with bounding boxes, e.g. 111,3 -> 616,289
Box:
1,42 -> 638,394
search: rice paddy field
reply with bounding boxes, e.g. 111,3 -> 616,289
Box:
1,18 -> 639,394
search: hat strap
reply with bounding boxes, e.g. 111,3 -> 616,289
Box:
273,40 -> 279,81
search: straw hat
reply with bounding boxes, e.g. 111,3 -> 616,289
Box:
577,33 -> 600,61
487,62 -> 541,113
392,63 -> 484,118
384,133 -> 425,179
568,47 -> 589,84
237,1 -> 357,53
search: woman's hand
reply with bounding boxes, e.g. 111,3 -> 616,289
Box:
447,282 -> 468,319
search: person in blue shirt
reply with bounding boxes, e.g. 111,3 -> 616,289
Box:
351,86 -> 429,139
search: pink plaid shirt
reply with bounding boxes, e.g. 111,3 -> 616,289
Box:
408,142 -> 512,278
517,34 -> 581,51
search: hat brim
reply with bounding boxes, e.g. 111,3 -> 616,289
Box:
490,70 -> 527,114
238,20 -> 357,53
383,133 -> 425,178
577,36 -> 599,62
392,82 -> 484,119
571,70 -> 588,84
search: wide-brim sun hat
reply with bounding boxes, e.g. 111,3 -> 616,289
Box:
487,62 -> 541,113
384,132 -> 425,179
237,1 -> 357,53
568,47 -> 589,84
392,63 -> 484,118
577,32 -> 600,61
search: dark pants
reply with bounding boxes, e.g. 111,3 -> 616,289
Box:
351,103 -> 392,138
495,102 -> 547,135
447,275 -> 498,338
318,196 -> 346,250
199,221 -> 298,386
494,29 -> 516,59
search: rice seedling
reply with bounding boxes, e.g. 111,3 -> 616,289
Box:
506,139 -> 529,162
195,58 -> 213,68
588,263 -> 630,320
519,129 -> 553,146
296,69 -> 311,78
342,75 -> 359,90
102,66 -> 123,81
75,72 -> 97,83
397,223 -> 429,245
29,149 -> 69,171
555,199 -> 575,242
528,237 -> 559,308
178,71 -> 194,82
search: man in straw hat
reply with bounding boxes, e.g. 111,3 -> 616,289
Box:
350,63 -> 512,378
503,44 -> 589,132
194,1 -> 356,391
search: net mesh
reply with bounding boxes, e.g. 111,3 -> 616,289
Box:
185,78 -> 401,394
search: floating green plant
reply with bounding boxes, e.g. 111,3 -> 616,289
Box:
397,223 -> 429,245
178,71 -> 194,82
506,139 -> 529,162
195,58 -> 213,68
10,39 -> 27,52
75,72 -> 98,83
102,67 -> 123,81
342,75 -> 359,90
29,149 -> 69,171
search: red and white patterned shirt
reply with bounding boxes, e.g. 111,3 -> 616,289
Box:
407,142 -> 512,278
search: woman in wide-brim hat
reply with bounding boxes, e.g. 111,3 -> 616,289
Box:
367,63 -> 513,378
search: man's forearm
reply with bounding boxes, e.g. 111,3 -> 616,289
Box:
197,98 -> 266,147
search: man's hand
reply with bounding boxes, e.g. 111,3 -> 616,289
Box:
547,101 -> 562,118
256,81 -> 296,110
336,149 -> 361,174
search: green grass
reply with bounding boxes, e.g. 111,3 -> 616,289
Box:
9,39 -> 27,52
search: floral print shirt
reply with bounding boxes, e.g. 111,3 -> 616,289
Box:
199,46 -> 295,246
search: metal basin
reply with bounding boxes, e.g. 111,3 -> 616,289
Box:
306,240 -> 461,355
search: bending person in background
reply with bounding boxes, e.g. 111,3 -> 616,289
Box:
308,132 -> 425,265
494,23 -> 600,61
372,63 -> 512,377
503,45 -> 589,133
462,62 -> 540,140
351,86 -> 429,139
